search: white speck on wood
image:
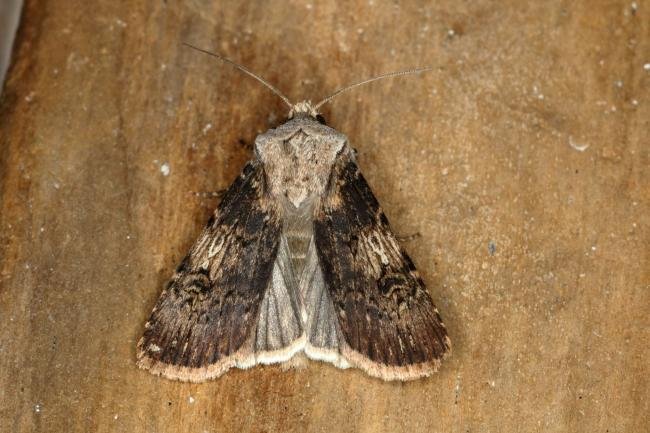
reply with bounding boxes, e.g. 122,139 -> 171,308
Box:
569,136 -> 589,152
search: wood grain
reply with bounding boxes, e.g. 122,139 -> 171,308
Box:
1,1 -> 648,432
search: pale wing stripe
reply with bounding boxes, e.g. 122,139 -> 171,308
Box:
271,275 -> 286,347
254,235 -> 304,353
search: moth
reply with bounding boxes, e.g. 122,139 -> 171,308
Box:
137,44 -> 451,382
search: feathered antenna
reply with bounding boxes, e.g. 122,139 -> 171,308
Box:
183,42 -> 294,109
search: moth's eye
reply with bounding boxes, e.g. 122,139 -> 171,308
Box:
316,114 -> 327,125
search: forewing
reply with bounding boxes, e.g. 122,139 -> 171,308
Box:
137,161 -> 284,382
314,152 -> 451,380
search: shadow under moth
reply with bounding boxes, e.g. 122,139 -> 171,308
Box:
137,45 -> 451,382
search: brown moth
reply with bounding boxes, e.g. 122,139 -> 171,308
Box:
137,45 -> 451,382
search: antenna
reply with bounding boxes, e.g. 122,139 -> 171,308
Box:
183,42 -> 293,109
314,67 -> 432,111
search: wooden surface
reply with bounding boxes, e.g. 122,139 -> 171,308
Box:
1,1 -> 648,432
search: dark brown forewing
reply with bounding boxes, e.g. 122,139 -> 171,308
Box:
138,161 -> 281,370
314,152 -> 450,369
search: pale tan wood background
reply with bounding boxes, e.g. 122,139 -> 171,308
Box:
0,1 -> 648,432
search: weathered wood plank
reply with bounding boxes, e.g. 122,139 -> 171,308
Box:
1,1 -> 647,432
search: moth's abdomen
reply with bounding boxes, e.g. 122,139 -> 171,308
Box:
286,230 -> 311,277
282,199 -> 315,283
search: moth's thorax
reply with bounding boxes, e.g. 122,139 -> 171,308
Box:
255,117 -> 347,208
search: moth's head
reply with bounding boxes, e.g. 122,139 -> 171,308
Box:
287,101 -> 327,124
